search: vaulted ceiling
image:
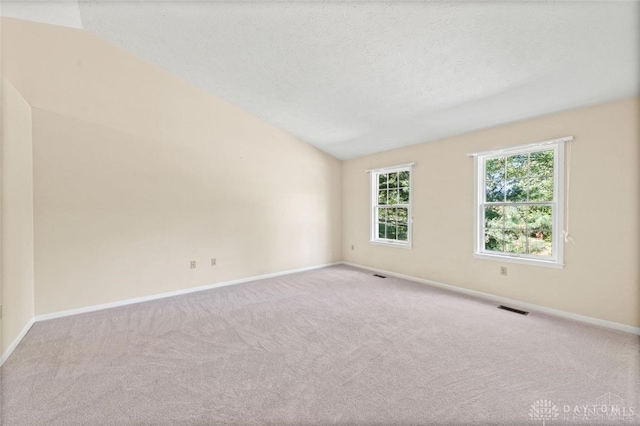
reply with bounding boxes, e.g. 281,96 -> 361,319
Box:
2,1 -> 638,159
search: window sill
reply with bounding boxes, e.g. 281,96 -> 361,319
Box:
473,253 -> 564,269
370,240 -> 412,250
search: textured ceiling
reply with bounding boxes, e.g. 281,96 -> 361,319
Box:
0,0 -> 82,29
3,1 -> 639,159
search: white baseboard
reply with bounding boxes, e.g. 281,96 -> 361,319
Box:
0,317 -> 35,367
341,261 -> 640,336
35,261 -> 341,322
3,259 -> 636,367
0,262 -> 339,366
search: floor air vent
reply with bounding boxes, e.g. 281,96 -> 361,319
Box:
373,274 -> 387,278
498,305 -> 529,315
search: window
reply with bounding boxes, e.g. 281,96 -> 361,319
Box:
370,164 -> 413,248
472,138 -> 570,268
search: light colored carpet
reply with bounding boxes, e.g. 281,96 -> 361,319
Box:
1,265 -> 638,425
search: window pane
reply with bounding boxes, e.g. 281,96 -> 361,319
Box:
373,167 -> 411,244
388,172 -> 398,188
399,188 -> 409,203
399,171 -> 410,187
527,230 -> 552,256
397,225 -> 408,241
530,150 -> 554,176
505,178 -> 527,202
477,145 -> 559,262
485,157 -> 505,181
504,230 -> 526,254
378,173 -> 388,189
388,189 -> 399,205
386,225 -> 397,240
485,180 -> 505,202
504,206 -> 526,229
396,207 -> 408,225
528,175 -> 553,202
484,229 -> 504,252
506,154 -> 528,179
378,190 -> 387,205
484,206 -> 503,228
527,206 -> 552,231
387,208 -> 396,225
378,223 -> 386,239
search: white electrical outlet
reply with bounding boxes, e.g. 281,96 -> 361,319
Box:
351,245 -> 354,251
190,260 -> 196,269
211,258 -> 216,266
500,266 -> 507,276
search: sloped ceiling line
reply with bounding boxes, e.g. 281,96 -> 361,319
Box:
2,1 -> 639,159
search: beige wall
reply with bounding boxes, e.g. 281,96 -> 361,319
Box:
0,18 -> 341,315
343,97 -> 640,328
1,17 -> 638,330
1,76 -> 35,353
32,108 -> 341,315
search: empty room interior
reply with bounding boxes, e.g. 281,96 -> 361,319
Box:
1,1 -> 639,425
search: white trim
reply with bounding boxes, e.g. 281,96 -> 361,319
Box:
35,262 -> 341,322
2,262 -> 339,365
366,162 -> 415,173
472,140 -> 565,267
472,153 -> 480,260
473,253 -> 563,269
0,317 -> 35,367
369,240 -> 412,250
2,260 -> 638,367
370,163 -> 414,248
467,136 -> 574,157
340,261 -> 640,336
555,139 -> 566,265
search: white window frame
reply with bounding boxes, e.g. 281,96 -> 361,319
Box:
471,137 -> 571,269
369,163 -> 414,249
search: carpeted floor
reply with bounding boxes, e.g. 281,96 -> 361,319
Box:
1,265 -> 639,425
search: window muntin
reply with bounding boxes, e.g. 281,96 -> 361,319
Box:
371,166 -> 412,247
483,150 -> 554,257
474,141 -> 564,267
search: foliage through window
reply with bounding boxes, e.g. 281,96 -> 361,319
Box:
371,165 -> 412,247
473,139 -> 567,267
